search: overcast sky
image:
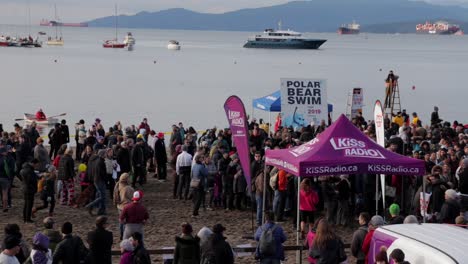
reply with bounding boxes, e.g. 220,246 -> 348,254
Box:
0,0 -> 466,25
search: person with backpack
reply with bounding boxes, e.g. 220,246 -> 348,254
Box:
52,222 -> 89,264
254,211 -> 287,264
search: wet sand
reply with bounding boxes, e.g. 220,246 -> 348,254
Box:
5,169 -> 356,263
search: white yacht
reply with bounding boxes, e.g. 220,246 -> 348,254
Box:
244,21 -> 326,49
123,32 -> 135,51
167,40 -> 181,50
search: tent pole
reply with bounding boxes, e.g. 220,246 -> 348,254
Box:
423,178 -> 426,223
401,176 -> 404,214
296,176 -> 302,264
268,111 -> 272,137
375,175 -> 379,216
262,164 -> 267,225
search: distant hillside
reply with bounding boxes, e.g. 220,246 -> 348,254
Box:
87,0 -> 468,32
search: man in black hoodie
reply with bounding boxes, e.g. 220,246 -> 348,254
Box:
351,212 -> 370,264
20,158 -> 39,223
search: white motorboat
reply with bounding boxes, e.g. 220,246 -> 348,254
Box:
23,113 -> 61,126
123,32 -> 135,51
167,40 -> 181,50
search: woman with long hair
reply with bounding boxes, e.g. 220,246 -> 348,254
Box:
300,178 -> 319,237
310,219 -> 347,264
305,217 -> 324,264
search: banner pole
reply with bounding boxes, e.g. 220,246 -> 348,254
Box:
296,176 -> 302,264
268,111 -> 272,137
262,165 -> 267,225
423,178 -> 426,223
376,175 -> 379,216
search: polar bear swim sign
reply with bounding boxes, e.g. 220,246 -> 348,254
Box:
281,78 -> 328,129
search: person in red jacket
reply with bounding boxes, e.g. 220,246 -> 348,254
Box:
275,169 -> 290,222
362,215 -> 384,264
120,191 -> 149,240
35,109 -> 46,121
274,113 -> 282,133
299,178 -> 319,237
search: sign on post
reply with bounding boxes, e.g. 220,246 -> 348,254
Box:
281,78 -> 328,129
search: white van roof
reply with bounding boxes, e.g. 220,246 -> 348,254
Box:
378,224 -> 468,262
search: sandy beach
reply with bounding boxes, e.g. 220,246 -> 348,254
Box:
3,166 -> 356,263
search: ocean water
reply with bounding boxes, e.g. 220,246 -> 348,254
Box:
0,25 -> 466,133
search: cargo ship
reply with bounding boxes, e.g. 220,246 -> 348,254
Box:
338,21 -> 360,35
40,19 -> 88,27
416,21 -> 461,35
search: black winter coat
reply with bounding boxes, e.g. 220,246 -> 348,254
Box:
439,199 -> 461,224
212,234 -> 234,264
0,155 -> 15,180
133,244 -> 151,264
87,227 -> 113,264
132,144 -> 146,168
310,238 -> 345,264
15,141 -> 31,172
116,147 -> 131,173
20,163 -> 37,195
59,124 -> 70,145
87,155 -> 107,184
154,139 -> 168,164
174,235 -> 200,264
459,169 -> 468,195
52,235 -> 88,264
429,179 -> 448,213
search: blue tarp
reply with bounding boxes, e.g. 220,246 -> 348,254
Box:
252,90 -> 333,113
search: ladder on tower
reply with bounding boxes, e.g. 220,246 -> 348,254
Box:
383,79 -> 401,116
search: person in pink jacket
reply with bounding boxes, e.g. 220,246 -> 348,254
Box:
300,178 -> 319,237
119,239 -> 134,264
305,217 -> 324,264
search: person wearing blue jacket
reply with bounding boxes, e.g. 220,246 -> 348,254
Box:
191,154 -> 208,217
255,211 -> 287,263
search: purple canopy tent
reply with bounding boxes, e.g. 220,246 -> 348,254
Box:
265,114 -> 425,176
264,114 -> 425,262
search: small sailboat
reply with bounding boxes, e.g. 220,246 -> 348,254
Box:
47,4 -> 64,46
21,1 -> 42,48
167,40 -> 181,50
103,5 -> 125,49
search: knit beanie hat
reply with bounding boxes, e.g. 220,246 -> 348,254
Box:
389,203 -> 400,216
370,215 -> 384,227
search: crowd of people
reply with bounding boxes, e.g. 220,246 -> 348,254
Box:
0,103 -> 467,263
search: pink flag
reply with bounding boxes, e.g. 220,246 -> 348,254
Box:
224,96 -> 252,193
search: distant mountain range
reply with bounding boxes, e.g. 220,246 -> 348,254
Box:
87,0 -> 468,32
